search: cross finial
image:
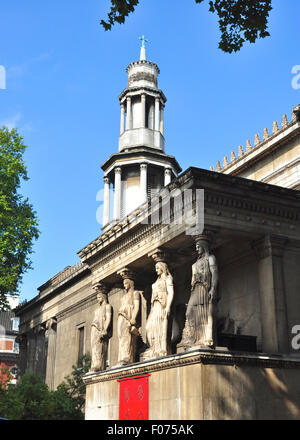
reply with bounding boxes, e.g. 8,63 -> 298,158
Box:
139,35 -> 148,48
139,35 -> 148,60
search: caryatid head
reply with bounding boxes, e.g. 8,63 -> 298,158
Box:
195,235 -> 211,257
123,278 -> 134,292
155,261 -> 171,278
93,282 -> 109,304
118,267 -> 136,292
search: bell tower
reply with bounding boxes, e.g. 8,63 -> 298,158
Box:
118,35 -> 165,153
101,37 -> 181,229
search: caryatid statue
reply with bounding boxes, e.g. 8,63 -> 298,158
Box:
145,249 -> 174,358
181,234 -> 219,348
117,268 -> 141,365
90,283 -> 112,372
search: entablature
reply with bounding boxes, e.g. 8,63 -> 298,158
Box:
78,167 -> 300,286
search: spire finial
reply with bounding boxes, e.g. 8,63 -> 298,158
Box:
139,35 -> 148,60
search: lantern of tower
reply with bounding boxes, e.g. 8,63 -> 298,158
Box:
101,38 -> 181,229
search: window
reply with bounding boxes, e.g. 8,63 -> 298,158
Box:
78,326 -> 84,362
10,366 -> 18,377
0,339 -> 13,351
11,317 -> 19,331
13,340 -> 19,353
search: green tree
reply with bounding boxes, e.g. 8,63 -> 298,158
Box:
0,127 -> 39,310
0,354 -> 91,420
101,0 -> 272,53
48,383 -> 84,420
0,373 -> 50,420
58,353 -> 91,413
0,365 -> 13,390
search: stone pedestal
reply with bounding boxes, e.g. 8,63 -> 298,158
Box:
83,349 -> 300,420
176,342 -> 228,354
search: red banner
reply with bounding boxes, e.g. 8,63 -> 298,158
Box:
118,374 -> 150,420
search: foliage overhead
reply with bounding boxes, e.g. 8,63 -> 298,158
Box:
100,0 -> 272,53
0,127 -> 39,310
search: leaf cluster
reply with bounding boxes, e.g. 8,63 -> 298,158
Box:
101,0 -> 272,53
199,0 -> 273,53
0,127 -> 39,309
101,0 -> 139,30
0,366 -> 13,390
0,354 -> 91,420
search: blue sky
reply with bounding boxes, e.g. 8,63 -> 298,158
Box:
1,0 -> 300,302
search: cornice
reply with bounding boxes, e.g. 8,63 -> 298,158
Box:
261,156 -> 300,185
126,60 -> 160,74
203,189 -> 299,221
83,349 -> 300,385
252,235 -> 288,259
118,86 -> 166,103
38,263 -> 89,294
190,167 -> 300,201
221,120 -> 300,175
78,170 -> 194,260
18,282 -> 93,332
15,265 -> 91,317
78,168 -> 300,265
56,291 -> 97,322
81,224 -> 160,269
101,148 -> 181,174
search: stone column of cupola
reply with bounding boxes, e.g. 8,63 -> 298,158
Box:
155,97 -> 160,131
120,103 -> 125,135
160,104 -> 164,135
140,163 -> 148,203
126,96 -> 132,130
113,167 -> 122,220
164,168 -> 172,186
103,177 -> 110,226
141,94 -> 146,128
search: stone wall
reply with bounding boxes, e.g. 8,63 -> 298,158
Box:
283,245 -> 300,353
84,351 -> 300,420
54,302 -> 94,388
19,232 -> 300,390
238,135 -> 300,189
216,241 -> 262,349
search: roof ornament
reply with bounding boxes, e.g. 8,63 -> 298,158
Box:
139,35 -> 148,61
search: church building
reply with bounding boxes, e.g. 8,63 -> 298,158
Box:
16,41 -> 300,420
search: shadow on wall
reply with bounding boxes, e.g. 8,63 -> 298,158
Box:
205,362 -> 300,420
